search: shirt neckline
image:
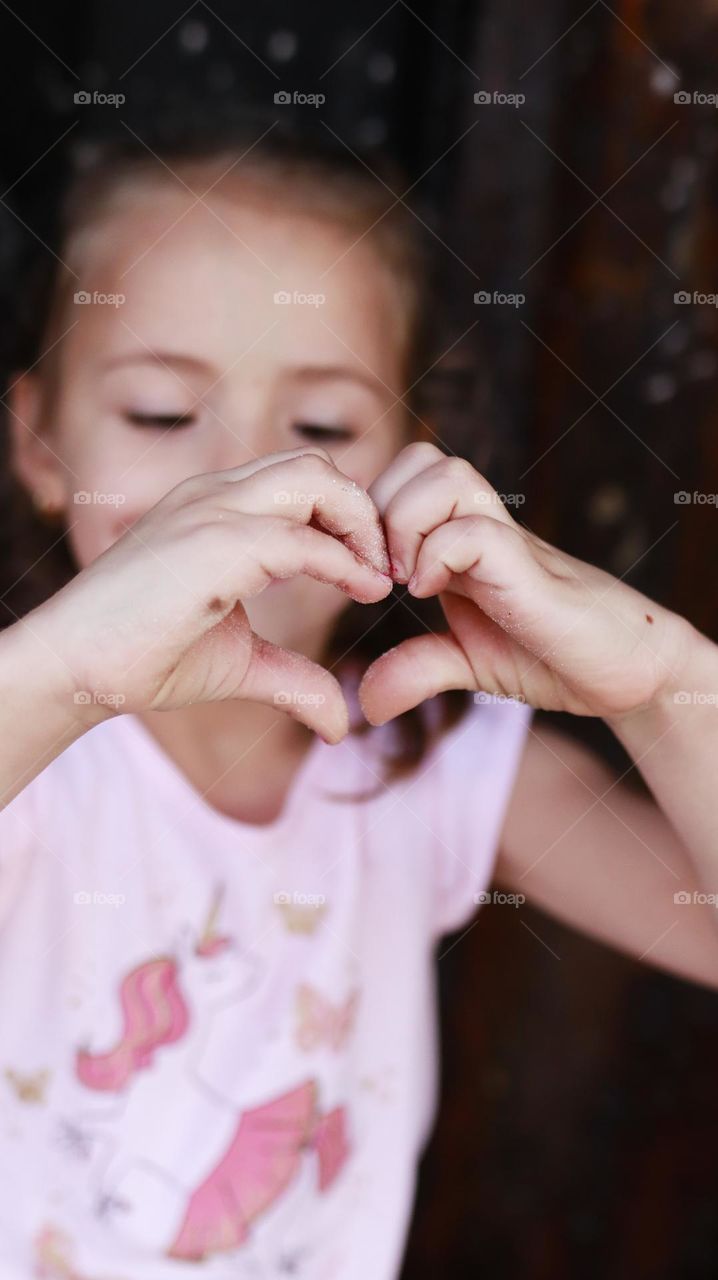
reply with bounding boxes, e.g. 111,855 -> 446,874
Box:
114,711 -> 330,843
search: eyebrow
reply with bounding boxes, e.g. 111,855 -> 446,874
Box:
100,352 -> 391,399
100,351 -> 213,377
289,363 -> 389,400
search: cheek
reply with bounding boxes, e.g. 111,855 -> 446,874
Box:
64,498 -> 130,567
63,473 -> 170,566
62,469 -> 169,567
59,428 -> 207,563
59,415 -> 206,504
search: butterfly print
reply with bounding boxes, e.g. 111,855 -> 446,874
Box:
4,1066 -> 49,1104
294,984 -> 359,1053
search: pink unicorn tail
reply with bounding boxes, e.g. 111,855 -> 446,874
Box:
76,955 -> 189,1092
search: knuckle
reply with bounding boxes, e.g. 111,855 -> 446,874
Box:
186,508 -> 251,560
281,451 -> 338,497
472,514 -> 526,552
400,441 -> 444,466
470,506 -> 504,532
167,472 -> 209,505
441,455 -> 477,486
293,446 -> 335,469
465,512 -> 507,542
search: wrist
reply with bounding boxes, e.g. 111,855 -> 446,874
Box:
606,617 -> 718,743
0,612 -> 106,737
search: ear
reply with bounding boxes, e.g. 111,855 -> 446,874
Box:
5,370 -> 67,512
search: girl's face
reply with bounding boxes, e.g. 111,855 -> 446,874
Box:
10,181 -> 412,654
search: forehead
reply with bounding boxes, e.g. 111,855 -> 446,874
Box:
63,187 -> 407,389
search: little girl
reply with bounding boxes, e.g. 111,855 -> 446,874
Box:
1,113 -> 717,1279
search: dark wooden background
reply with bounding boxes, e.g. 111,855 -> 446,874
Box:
1,2 -> 717,1275
402,4 -> 718,1276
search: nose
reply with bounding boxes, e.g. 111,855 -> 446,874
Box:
207,411 -> 267,475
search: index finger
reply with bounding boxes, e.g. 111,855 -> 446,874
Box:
368,441 -> 517,582
213,448 -> 391,576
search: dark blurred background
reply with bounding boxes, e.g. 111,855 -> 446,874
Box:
1,2 -> 718,1276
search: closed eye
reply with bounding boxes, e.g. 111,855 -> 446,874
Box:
293,422 -> 354,441
125,412 -> 197,429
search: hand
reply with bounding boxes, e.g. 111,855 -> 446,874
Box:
28,448 -> 393,742
359,442 -> 693,725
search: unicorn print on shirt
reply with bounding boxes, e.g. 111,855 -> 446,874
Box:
56,882 -> 354,1260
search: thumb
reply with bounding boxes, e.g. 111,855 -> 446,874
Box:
239,632 -> 350,742
358,630 -> 474,726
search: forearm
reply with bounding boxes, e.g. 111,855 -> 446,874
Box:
0,614 -> 93,809
606,620 -> 718,889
